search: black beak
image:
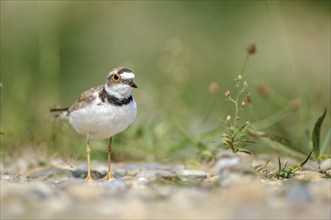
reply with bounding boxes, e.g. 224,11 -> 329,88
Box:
129,81 -> 138,88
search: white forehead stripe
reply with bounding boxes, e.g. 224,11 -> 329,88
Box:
120,72 -> 135,80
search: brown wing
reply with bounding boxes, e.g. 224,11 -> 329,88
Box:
67,85 -> 103,114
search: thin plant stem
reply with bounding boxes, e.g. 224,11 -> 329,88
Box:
240,54 -> 250,76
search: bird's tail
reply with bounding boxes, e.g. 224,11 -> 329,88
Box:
50,107 -> 69,119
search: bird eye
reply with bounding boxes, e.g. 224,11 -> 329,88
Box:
112,74 -> 120,81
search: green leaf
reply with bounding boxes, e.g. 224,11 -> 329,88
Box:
299,149 -> 314,168
278,156 -> 282,171
188,160 -> 201,168
312,108 -> 327,158
305,128 -> 312,150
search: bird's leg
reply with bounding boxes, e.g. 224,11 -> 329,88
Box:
86,141 -> 93,181
104,137 -> 113,180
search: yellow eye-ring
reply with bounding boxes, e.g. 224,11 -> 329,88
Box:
112,74 -> 121,81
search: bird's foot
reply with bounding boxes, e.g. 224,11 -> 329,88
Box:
86,174 -> 93,181
103,172 -> 113,180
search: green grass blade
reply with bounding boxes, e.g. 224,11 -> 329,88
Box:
299,149 -> 314,168
258,136 -> 306,158
162,105 -> 206,150
320,128 -> 331,155
305,128 -> 312,150
312,108 -> 327,158
278,156 -> 282,171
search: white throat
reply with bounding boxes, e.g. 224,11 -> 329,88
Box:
104,83 -> 132,99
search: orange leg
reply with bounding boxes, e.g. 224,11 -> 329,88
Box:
104,137 -> 113,180
86,141 -> 93,181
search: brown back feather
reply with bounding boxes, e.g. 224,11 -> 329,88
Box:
67,85 -> 103,114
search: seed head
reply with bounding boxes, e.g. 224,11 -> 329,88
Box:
255,83 -> 270,97
226,115 -> 231,122
241,100 -> 246,107
224,90 -> 231,97
208,82 -> 219,95
246,95 -> 252,104
247,44 -> 256,55
290,98 -> 301,111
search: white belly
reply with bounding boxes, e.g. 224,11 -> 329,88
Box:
68,100 -> 137,140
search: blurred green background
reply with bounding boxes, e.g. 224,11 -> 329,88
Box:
1,1 -> 330,162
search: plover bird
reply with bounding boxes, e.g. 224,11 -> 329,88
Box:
51,67 -> 137,180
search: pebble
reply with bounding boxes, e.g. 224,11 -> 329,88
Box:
98,178 -> 127,190
286,182 -> 312,202
136,169 -> 175,180
27,167 -> 71,179
295,170 -> 324,182
114,168 -> 127,177
1,158 -> 330,219
176,169 -> 208,182
136,177 -> 149,185
320,158 -> 331,171
213,154 -> 240,173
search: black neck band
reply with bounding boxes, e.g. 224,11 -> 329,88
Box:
100,88 -> 133,106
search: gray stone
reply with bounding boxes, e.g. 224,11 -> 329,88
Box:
286,182 -> 312,202
1,159 -> 330,219
136,177 -> 149,185
114,168 -> 127,177
98,178 -> 127,190
136,169 -> 175,180
320,158 -> 331,171
176,169 -> 208,182
213,154 -> 240,173
27,167 -> 71,180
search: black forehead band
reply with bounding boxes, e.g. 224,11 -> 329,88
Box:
118,68 -> 133,75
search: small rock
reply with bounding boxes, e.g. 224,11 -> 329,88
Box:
320,159 -> 331,171
27,181 -> 59,199
114,168 -> 127,178
176,169 -> 208,182
297,170 -> 324,182
217,172 -> 256,187
155,170 -> 176,179
136,177 -> 149,185
136,170 -> 175,181
98,178 -> 127,190
286,182 -> 312,202
28,167 -> 72,180
213,154 -> 240,173
136,170 -> 158,178
0,173 -> 23,182
126,167 -> 141,176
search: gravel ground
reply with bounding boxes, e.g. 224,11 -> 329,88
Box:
1,152 -> 330,219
